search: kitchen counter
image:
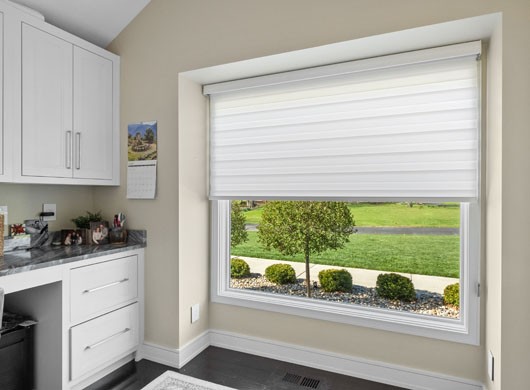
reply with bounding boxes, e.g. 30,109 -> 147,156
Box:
0,230 -> 146,277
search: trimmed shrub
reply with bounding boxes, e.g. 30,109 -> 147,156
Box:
376,273 -> 416,302
265,264 -> 297,285
230,258 -> 250,279
318,269 -> 353,292
443,283 -> 460,308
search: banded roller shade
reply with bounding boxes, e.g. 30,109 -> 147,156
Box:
205,41 -> 481,202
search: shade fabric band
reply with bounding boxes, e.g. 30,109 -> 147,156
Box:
206,41 -> 481,202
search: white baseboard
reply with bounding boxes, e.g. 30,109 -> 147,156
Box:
141,331 -> 210,369
142,330 -> 484,390
140,342 -> 180,368
179,331 -> 211,367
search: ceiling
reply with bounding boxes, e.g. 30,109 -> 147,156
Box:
9,0 -> 151,47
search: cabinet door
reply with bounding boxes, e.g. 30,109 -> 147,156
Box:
0,13 -> 3,177
0,13 -> 4,177
73,46 -> 113,180
21,24 -> 73,178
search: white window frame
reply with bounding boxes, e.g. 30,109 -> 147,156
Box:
211,200 -> 480,345
197,22 -> 491,346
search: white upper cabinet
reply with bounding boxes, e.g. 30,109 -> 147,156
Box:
73,46 -> 114,180
0,12 -> 4,180
22,24 -> 73,178
0,2 -> 120,185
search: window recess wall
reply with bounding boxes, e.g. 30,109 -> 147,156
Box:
206,41 -> 482,344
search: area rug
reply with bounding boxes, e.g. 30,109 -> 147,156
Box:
142,371 -> 237,390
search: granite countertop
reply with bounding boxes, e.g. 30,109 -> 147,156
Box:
0,230 -> 146,277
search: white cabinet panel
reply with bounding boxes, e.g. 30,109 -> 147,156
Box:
70,255 -> 138,325
73,47 -> 113,180
70,303 -> 139,381
21,23 -> 73,178
0,13 -> 3,177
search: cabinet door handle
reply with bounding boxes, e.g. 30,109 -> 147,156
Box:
84,328 -> 131,351
82,278 -> 129,294
75,132 -> 81,169
66,131 -> 72,169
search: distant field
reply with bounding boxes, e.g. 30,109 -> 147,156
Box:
243,202 -> 460,228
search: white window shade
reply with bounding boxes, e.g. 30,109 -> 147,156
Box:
205,41 -> 481,202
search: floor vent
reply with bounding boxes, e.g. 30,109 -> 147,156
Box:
283,372 -> 303,384
300,377 -> 321,389
282,372 -> 321,389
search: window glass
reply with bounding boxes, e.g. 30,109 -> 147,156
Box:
229,200 -> 460,319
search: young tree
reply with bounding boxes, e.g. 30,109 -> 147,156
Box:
258,201 -> 355,297
231,201 -> 248,247
144,128 -> 155,144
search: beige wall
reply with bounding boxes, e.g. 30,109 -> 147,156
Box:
497,4 -> 530,389
177,76 -> 210,343
100,0 -> 530,388
0,183 -> 95,231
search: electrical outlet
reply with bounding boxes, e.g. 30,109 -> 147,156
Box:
0,205 -> 7,226
488,350 -> 494,381
42,203 -> 56,221
191,304 -> 200,323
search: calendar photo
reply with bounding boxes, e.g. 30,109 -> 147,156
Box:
128,120 -> 157,162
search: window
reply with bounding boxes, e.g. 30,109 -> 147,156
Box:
229,200 -> 462,319
206,42 -> 481,344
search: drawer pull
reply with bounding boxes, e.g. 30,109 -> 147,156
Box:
66,131 -> 72,169
84,328 -> 131,351
82,278 -> 129,294
75,132 -> 81,170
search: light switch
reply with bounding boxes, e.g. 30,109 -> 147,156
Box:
42,204 -> 56,221
191,303 -> 200,323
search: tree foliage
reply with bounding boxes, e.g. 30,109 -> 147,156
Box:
231,201 -> 248,247
145,128 -> 155,143
258,201 -> 355,296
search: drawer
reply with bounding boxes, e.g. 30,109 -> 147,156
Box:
70,303 -> 139,380
70,255 -> 138,324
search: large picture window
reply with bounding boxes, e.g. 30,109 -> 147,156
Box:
206,42 -> 481,344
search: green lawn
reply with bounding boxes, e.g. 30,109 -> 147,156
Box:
232,231 -> 460,278
243,202 -> 460,227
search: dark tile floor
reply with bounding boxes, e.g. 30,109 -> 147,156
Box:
85,346 -> 407,390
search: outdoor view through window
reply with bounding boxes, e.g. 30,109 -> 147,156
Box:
229,201 -> 460,319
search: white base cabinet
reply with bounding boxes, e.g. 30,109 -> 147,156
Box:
66,252 -> 144,390
70,303 -> 139,381
0,1 -> 120,185
0,248 -> 144,390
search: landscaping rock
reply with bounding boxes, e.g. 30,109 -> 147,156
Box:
230,275 -> 459,319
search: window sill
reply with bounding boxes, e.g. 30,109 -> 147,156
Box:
212,286 -> 477,345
